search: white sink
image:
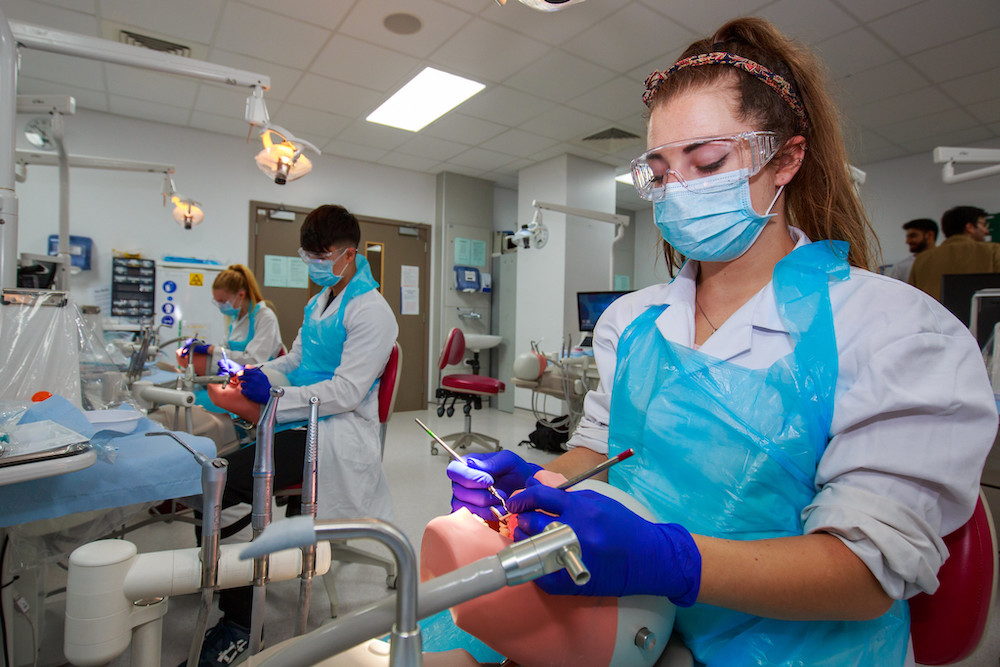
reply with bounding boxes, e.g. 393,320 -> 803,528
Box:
464,333 -> 502,352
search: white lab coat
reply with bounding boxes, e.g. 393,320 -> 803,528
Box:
569,226 -> 997,602
210,302 -> 284,366
261,287 -> 398,521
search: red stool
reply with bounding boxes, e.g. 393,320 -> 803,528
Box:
433,328 -> 505,455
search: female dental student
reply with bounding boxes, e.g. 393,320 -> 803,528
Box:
449,17 -> 997,666
178,264 -> 283,374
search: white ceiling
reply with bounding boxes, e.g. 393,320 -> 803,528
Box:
5,0 -> 1000,210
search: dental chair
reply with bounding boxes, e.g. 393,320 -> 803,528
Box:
433,327 -> 505,455
910,488 -> 998,665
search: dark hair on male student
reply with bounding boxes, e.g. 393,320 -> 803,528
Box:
902,218 -> 938,240
300,204 -> 361,252
941,206 -> 987,238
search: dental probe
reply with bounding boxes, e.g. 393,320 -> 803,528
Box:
415,418 -> 509,519
496,448 -> 635,522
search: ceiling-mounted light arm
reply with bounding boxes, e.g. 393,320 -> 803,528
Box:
532,200 -> 629,290
934,146 -> 1000,184
9,21 -> 270,91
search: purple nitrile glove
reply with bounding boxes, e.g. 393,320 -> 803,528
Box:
179,337 -> 198,358
217,358 -> 244,376
239,366 -> 272,404
507,480 -> 701,605
446,450 -> 542,520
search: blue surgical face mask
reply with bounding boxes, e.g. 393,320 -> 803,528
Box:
307,248 -> 350,287
653,169 -> 783,262
217,301 -> 239,317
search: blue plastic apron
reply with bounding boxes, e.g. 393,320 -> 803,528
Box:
607,241 -> 909,666
226,301 -> 261,352
287,255 -> 379,387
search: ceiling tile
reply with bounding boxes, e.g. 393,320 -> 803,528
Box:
457,85 -> 554,127
213,2 -> 331,70
268,103 -> 352,140
4,0 -> 98,33
21,0 -> 97,13
17,75 -> 108,112
858,145 -> 909,165
104,64 -> 200,108
756,0 -> 858,43
850,86 -> 956,129
340,0 -> 472,59
814,27 -> 897,78
906,27 -> 1000,85
988,123 -> 1000,136
395,134 -> 469,162
868,0 -> 1000,56
335,119 -> 413,151
189,110 -> 249,138
99,0 -> 225,45
898,125 -> 996,154
193,84 -> 250,118
562,3 -> 694,74
310,34 -> 420,92
567,76 -> 649,122
531,141 -> 608,164
878,108 -> 980,145
207,49 -> 304,102
376,151 -> 441,173
481,170 -> 518,189
287,74 -> 383,119
519,105 -> 610,143
322,138 -> 389,163
835,59 -> 927,107
482,0 -> 630,45
831,0 -> 923,22
108,94 -> 191,127
429,17 -> 551,84
966,98 -> 1000,125
851,129 -> 897,156
504,50 -> 616,103
639,0 -> 773,34
940,67 -> 1000,106
448,146 -> 518,172
422,113 -> 508,145
234,0 -> 353,29
480,128 -> 558,157
18,50 -> 105,89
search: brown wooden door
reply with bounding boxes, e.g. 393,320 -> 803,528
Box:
357,216 -> 430,412
248,202 -> 317,352
249,202 -> 430,412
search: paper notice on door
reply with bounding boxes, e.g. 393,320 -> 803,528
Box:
288,259 -> 308,288
264,255 -> 289,288
401,287 -> 419,315
401,265 -> 419,288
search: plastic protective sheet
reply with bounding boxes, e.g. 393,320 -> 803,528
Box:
0,293 -> 137,411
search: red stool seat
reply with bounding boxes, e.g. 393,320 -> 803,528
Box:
442,374 -> 505,395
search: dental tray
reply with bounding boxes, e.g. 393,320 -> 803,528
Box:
0,420 -> 92,469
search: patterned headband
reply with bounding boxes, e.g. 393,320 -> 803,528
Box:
643,52 -> 809,132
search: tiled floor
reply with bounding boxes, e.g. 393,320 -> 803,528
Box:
18,404 -> 1000,665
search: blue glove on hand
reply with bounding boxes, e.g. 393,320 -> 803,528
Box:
239,367 -> 272,404
179,339 -> 210,357
446,450 -> 542,520
217,358 -> 244,376
506,481 -> 701,605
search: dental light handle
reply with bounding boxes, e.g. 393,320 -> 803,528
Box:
254,522 -> 584,667
250,386 -> 284,655
295,396 -> 321,637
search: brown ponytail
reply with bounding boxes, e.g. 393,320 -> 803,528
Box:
648,17 -> 879,273
213,264 -> 273,311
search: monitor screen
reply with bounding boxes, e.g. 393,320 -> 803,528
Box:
577,291 -> 630,332
940,273 -> 1000,328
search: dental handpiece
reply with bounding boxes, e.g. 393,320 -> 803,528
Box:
414,418 -> 509,519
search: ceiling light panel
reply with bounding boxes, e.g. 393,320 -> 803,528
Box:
367,67 -> 485,132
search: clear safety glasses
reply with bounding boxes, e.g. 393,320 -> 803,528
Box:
630,131 -> 781,201
298,247 -> 347,265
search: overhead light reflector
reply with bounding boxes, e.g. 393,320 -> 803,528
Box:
367,67 -> 485,132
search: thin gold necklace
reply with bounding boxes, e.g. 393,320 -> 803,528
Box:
695,297 -> 718,333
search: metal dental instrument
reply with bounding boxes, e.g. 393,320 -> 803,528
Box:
146,431 -> 229,667
415,418 -> 509,519
295,396 -> 321,637
250,386 -> 284,656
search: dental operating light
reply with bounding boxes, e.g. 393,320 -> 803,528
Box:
255,125 -> 319,185
494,0 -> 588,10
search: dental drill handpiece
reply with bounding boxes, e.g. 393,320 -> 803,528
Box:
295,396 -> 321,637
250,386 -> 284,655
145,432 -> 228,667
414,418 -> 509,520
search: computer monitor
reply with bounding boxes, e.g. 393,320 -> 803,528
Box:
577,291 -> 630,335
940,273 -> 1000,329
